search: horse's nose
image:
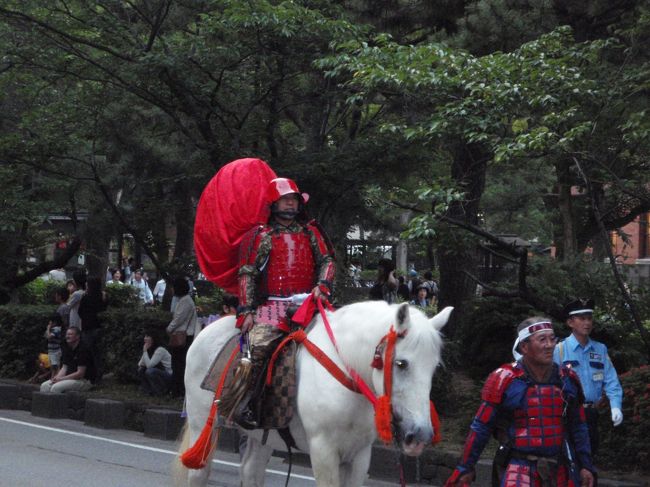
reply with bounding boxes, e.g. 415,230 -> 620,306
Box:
404,425 -> 433,445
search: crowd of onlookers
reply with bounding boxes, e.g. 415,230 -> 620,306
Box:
30,260 -> 239,400
31,258 -> 437,399
366,258 -> 439,309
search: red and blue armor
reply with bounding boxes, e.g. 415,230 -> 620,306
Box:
237,219 -> 335,332
452,362 -> 594,487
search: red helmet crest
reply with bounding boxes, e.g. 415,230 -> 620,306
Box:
267,177 -> 309,204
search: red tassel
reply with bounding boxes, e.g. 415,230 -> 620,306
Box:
375,395 -> 393,444
180,346 -> 240,469
371,353 -> 383,369
180,412 -> 218,468
430,401 -> 442,444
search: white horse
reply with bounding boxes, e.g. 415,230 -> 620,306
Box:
174,301 -> 452,487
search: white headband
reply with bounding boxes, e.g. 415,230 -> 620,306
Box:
512,321 -> 553,361
568,308 -> 593,316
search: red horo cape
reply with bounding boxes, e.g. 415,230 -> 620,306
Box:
194,158 -> 277,295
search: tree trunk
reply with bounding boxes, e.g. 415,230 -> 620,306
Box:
437,142 -> 488,337
172,184 -> 194,260
555,160 -> 577,260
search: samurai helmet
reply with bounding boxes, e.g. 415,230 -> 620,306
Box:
266,177 -> 309,204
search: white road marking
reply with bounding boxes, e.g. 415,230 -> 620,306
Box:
0,415 -> 315,481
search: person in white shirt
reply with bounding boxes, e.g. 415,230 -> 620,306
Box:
137,332 -> 172,396
106,269 -> 124,285
130,269 -> 153,305
153,278 -> 166,304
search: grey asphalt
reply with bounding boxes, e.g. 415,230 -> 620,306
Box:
0,410 -> 402,487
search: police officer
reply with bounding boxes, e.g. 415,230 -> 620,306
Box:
554,299 -> 623,456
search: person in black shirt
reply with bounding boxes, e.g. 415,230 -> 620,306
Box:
40,327 -> 95,393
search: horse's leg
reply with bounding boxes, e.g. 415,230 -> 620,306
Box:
240,434 -> 274,487
340,445 -> 372,487
188,467 -> 211,487
308,438 -> 341,487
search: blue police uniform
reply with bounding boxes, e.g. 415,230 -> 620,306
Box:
554,334 -> 622,454
554,334 -> 622,410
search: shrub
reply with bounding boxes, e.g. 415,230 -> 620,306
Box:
596,365 -> 650,472
101,307 -> 172,382
17,278 -> 63,305
194,285 -> 224,316
455,297 -> 537,380
0,305 -> 172,383
104,283 -> 141,308
0,305 -> 53,377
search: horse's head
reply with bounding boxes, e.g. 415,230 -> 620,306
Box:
375,304 -> 452,457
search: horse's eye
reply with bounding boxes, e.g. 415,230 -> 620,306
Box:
395,359 -> 408,369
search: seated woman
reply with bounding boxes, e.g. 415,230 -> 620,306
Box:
137,331 -> 173,396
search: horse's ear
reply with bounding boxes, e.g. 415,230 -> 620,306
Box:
429,306 -> 454,331
396,302 -> 411,332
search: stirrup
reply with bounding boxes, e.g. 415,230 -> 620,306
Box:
234,406 -> 258,430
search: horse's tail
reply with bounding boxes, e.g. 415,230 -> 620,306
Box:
171,422 -> 190,486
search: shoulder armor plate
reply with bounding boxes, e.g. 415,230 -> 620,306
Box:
481,363 -> 524,404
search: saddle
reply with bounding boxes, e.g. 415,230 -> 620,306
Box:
201,334 -> 297,430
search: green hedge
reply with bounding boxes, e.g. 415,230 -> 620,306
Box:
0,306 -> 54,377
0,305 -> 171,382
455,297 -> 538,380
596,365 -> 650,471
101,308 -> 171,382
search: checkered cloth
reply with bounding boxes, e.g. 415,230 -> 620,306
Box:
201,334 -> 297,429
260,341 -> 297,429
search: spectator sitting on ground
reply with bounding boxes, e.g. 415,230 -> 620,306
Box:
410,285 -> 430,308
45,314 -> 64,376
137,331 -> 173,396
54,286 -> 70,329
28,353 -> 51,384
40,327 -> 95,393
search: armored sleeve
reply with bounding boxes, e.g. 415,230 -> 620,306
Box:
456,365 -> 521,474
306,222 -> 335,291
237,225 -> 271,315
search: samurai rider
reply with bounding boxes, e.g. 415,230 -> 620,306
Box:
445,317 -> 595,487
219,177 -> 335,429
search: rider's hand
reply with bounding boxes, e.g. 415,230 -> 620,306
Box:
312,285 -> 329,302
580,469 -> 594,487
240,314 -> 254,334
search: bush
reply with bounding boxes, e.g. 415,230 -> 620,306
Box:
17,278 -> 64,305
596,365 -> 650,472
101,307 -> 172,382
455,297 -> 537,380
0,305 -> 53,377
194,285 -> 224,316
0,305 -> 172,383
104,283 -> 141,308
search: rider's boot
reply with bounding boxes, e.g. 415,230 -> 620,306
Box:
232,359 -> 264,430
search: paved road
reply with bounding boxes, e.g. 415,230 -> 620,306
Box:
0,410 -> 398,487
